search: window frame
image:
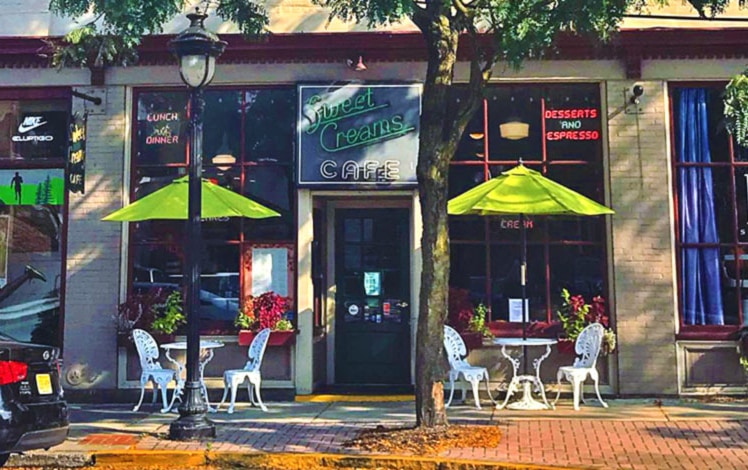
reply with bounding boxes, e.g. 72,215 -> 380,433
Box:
129,86 -> 298,334
448,82 -> 610,337
670,81 -> 744,340
0,87 -> 71,348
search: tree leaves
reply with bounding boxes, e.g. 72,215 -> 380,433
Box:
44,24 -> 139,69
46,0 -> 272,68
215,0 -> 269,38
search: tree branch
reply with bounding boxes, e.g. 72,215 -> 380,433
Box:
411,4 -> 431,32
449,22 -> 494,143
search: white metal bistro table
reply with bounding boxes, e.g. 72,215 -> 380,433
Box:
493,337 -> 557,410
160,340 -> 224,413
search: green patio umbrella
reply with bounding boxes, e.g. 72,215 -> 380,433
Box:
448,163 -> 614,341
102,176 -> 280,221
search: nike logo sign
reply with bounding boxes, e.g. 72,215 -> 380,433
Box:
17,117 -> 48,134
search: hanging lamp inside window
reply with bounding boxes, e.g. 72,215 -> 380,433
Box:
499,95 -> 529,140
211,133 -> 236,171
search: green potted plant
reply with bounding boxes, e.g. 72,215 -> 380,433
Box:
556,288 -> 616,356
468,302 -> 494,341
236,291 -> 296,347
149,290 -> 185,342
113,288 -> 168,345
724,69 -> 748,149
737,325 -> 748,379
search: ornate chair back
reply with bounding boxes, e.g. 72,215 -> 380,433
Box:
443,325 -> 468,370
132,329 -> 163,372
573,323 -> 605,369
245,328 -> 271,372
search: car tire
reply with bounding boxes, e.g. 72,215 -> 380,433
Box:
0,453 -> 9,467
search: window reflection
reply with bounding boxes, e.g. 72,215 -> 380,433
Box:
448,83 -> 607,324
0,170 -> 65,345
131,88 -> 296,332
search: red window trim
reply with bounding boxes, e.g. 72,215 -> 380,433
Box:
676,325 -> 740,341
669,82 -> 745,336
129,86 -> 298,335
449,83 -> 609,325
488,321 -> 562,338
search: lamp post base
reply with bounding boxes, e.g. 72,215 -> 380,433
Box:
169,383 -> 215,440
169,414 -> 216,440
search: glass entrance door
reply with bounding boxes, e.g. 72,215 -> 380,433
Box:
334,209 -> 410,385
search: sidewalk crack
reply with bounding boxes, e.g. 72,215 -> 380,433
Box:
655,400 -> 671,421
312,402 -> 334,421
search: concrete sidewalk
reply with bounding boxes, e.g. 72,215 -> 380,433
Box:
7,397 -> 748,469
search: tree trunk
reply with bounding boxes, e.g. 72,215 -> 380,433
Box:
414,16 -> 461,428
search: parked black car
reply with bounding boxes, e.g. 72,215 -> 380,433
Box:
0,333 -> 68,467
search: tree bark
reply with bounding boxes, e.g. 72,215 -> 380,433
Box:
414,14 -> 460,429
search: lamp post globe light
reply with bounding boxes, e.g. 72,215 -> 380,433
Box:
168,9 -> 226,441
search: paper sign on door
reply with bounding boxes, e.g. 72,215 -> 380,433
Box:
508,298 -> 529,323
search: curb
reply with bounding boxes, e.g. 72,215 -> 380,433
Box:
8,451 -> 590,470
210,452 -> 591,470
7,452 -> 93,468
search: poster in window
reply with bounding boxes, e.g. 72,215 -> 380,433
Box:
9,111 -> 68,161
0,215 -> 9,288
508,298 -> 529,323
0,169 -> 64,206
251,247 -> 289,296
364,271 -> 381,296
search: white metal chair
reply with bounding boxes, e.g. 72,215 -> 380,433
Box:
132,329 -> 178,413
552,322 -> 609,411
217,328 -> 271,413
443,325 -> 491,409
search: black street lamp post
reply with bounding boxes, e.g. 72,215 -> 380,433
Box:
168,9 -> 226,441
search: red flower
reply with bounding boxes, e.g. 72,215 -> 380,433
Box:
239,291 -> 290,331
570,295 -> 586,313
588,295 -> 609,327
447,287 -> 475,333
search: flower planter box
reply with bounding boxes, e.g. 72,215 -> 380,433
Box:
150,333 -> 176,345
238,330 -> 296,347
557,338 -> 576,355
459,331 -> 484,351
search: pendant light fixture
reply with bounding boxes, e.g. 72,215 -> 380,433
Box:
211,133 -> 236,171
500,94 -> 529,140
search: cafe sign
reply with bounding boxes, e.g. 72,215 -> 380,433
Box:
68,113 -> 86,194
298,84 -> 421,186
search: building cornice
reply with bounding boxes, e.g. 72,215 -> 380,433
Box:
1,28 -> 747,79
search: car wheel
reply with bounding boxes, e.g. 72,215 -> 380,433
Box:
0,453 -> 9,467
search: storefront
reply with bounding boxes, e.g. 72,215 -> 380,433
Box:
1,6 -> 748,400
0,88 -> 69,350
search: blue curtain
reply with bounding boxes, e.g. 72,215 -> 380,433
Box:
678,88 -> 724,325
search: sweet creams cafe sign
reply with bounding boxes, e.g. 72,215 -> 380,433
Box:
298,84 -> 421,186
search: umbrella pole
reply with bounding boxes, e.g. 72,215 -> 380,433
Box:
520,213 -> 528,375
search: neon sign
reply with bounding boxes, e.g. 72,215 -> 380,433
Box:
298,84 -> 421,186
544,107 -> 601,142
303,87 -> 416,155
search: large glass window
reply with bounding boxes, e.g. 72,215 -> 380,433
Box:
671,85 -> 748,331
0,96 -> 68,346
448,83 -> 608,329
131,88 -> 296,332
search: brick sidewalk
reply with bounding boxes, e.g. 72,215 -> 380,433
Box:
7,400 -> 748,469
130,419 -> 748,469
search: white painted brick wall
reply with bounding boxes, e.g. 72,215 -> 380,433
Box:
607,80 -> 678,395
62,86 -> 125,390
